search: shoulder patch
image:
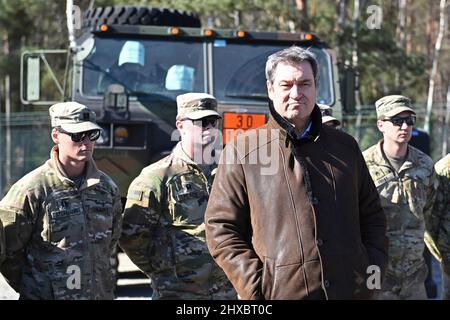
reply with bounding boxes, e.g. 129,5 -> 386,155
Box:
128,189 -> 144,201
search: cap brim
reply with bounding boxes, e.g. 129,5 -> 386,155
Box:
60,121 -> 102,133
322,115 -> 341,126
382,106 -> 416,118
185,110 -> 222,120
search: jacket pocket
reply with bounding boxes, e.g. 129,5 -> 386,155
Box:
348,250 -> 373,299
89,204 -> 114,244
46,197 -> 85,246
408,177 -> 428,219
271,262 -> 306,299
168,172 -> 209,226
261,256 -> 275,299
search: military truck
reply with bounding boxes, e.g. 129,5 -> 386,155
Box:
17,5 -> 445,300
21,5 -> 354,200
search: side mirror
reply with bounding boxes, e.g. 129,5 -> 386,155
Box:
26,56 -> 41,102
20,50 -> 67,105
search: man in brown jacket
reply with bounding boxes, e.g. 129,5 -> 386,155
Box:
205,46 -> 388,300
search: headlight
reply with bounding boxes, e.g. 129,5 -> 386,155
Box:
114,126 -> 129,144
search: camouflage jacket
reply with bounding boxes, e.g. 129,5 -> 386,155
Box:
0,146 -> 122,300
363,141 -> 438,285
0,219 -> 4,265
426,154 -> 450,299
120,142 -> 236,299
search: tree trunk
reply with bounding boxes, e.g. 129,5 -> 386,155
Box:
295,0 -> 310,31
397,0 -> 407,48
426,1 -> 435,66
335,0 -> 347,65
233,10 -> 241,28
352,0 -> 363,142
1,32 -> 11,189
443,85 -> 450,157
395,0 -> 407,90
424,0 -> 447,133
88,0 -> 95,11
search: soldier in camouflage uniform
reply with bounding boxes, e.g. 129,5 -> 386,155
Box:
426,154 -> 450,299
318,103 -> 341,128
0,219 -> 4,266
363,95 -> 438,299
120,93 -> 236,300
0,102 -> 122,300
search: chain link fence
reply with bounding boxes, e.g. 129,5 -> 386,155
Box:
0,104 -> 448,196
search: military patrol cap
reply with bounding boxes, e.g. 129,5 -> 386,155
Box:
176,93 -> 221,120
318,103 -> 341,126
375,95 -> 416,119
49,102 -> 101,133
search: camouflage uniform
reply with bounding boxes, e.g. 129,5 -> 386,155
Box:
425,154 -> 450,299
364,141 -> 438,299
120,142 -> 236,299
0,146 -> 122,300
0,218 -> 4,266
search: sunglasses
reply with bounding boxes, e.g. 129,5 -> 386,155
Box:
382,115 -> 416,127
59,128 -> 101,142
182,116 -> 219,128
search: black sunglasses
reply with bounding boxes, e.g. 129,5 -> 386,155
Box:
58,128 -> 101,142
182,116 -> 219,128
382,115 -> 416,127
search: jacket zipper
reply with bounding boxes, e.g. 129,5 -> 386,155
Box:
81,192 -> 95,299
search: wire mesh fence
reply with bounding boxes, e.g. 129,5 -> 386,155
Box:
0,103 -> 448,196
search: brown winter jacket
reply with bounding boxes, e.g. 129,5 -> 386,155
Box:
205,104 -> 388,300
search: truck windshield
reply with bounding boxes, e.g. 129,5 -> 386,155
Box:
82,38 -> 206,99
212,41 -> 334,105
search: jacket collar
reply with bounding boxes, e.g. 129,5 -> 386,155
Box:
49,145 -> 101,190
267,101 -> 322,147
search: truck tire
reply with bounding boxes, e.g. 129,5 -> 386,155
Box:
82,6 -> 201,29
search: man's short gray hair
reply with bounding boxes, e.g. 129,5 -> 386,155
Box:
265,46 -> 319,85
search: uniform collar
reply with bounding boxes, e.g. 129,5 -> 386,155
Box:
173,142 -> 197,166
173,142 -> 215,178
375,140 -> 415,173
49,145 -> 101,189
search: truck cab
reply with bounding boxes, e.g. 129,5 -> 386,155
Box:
22,7 -> 343,198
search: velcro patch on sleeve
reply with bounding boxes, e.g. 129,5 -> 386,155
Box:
128,189 -> 144,201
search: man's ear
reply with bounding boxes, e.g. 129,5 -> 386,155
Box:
267,80 -> 274,101
51,128 -> 60,144
175,120 -> 183,130
376,119 -> 384,133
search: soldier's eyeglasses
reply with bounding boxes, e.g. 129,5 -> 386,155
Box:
199,116 -> 219,128
181,116 -> 219,128
382,115 -> 416,127
59,128 -> 101,142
